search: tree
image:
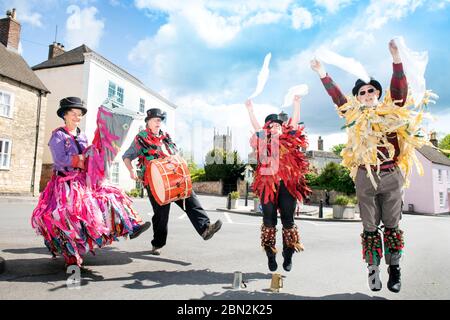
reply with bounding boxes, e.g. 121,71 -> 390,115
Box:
204,149 -> 245,181
314,162 -> 355,194
439,134 -> 450,158
331,144 -> 346,157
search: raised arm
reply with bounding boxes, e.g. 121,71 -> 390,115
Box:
245,99 -> 262,132
388,39 -> 408,107
310,58 -> 348,107
291,95 -> 301,129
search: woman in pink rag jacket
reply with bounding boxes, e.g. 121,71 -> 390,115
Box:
31,97 -> 150,267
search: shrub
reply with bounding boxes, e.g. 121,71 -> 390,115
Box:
230,191 -> 240,200
334,195 -> 350,206
126,188 -> 140,198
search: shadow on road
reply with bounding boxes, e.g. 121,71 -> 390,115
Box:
0,246 -> 191,286
103,269 -> 271,290
197,290 -> 388,300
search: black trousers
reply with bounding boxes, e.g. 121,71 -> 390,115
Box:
261,181 -> 296,229
146,187 -> 210,248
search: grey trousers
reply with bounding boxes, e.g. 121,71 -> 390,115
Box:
355,166 -> 404,265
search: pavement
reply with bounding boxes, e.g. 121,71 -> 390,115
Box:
217,202 -> 362,222
1,194 -> 449,300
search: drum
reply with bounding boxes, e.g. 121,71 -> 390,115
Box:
147,155 -> 192,206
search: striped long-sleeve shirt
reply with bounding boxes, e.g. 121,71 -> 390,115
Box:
320,63 -> 408,166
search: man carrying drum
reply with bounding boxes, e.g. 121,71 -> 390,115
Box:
123,108 -> 222,255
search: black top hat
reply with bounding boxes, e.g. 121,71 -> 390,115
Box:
145,108 -> 167,122
57,97 -> 87,119
264,113 -> 283,125
352,78 -> 383,99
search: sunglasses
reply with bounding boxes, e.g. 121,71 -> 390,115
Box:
358,88 -> 376,96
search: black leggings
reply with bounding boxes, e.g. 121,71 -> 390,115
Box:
261,181 -> 296,228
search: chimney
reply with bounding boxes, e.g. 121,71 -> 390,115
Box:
0,8 -> 21,51
430,131 -> 438,148
48,42 -> 65,59
318,136 -> 324,151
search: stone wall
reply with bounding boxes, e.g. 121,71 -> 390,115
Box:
0,77 -> 47,196
192,180 -> 223,195
308,189 -> 352,205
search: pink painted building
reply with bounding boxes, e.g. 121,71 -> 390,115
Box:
404,146 -> 450,215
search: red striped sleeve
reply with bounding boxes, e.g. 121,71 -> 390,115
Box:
390,63 -> 408,107
321,74 -> 348,109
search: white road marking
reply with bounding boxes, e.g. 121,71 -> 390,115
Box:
224,212 -> 233,223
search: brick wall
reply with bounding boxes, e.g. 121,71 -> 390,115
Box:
0,16 -> 20,50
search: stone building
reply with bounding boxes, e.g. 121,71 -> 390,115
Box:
0,9 -> 49,196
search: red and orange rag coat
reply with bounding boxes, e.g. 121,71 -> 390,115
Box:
250,121 -> 311,205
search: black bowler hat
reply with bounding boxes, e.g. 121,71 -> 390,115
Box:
352,78 -> 383,99
57,97 -> 87,119
264,113 -> 283,125
145,108 -> 167,122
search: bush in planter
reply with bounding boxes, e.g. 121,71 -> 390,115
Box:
230,191 -> 240,200
333,195 -> 355,219
126,188 -> 140,198
334,195 -> 350,206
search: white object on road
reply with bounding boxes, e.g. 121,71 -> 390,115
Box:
282,84 -> 309,107
248,52 -> 272,99
315,47 -> 370,83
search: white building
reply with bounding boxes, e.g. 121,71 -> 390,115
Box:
32,43 -> 177,192
404,145 -> 450,215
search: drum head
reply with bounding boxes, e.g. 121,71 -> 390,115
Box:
151,163 -> 165,202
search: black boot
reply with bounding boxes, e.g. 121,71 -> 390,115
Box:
282,247 -> 295,272
130,221 -> 151,240
265,247 -> 277,272
387,265 -> 401,293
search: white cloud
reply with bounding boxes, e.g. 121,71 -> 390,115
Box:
134,0 -> 304,47
314,0 -> 353,13
19,12 -> 43,27
291,7 -> 314,30
2,0 -> 52,27
365,0 -> 424,30
65,5 -> 105,50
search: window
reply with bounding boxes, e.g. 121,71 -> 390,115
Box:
107,81 -> 124,105
0,91 -> 13,118
438,169 -> 443,183
439,192 -> 445,208
0,139 -> 12,169
139,98 -> 145,113
110,162 -> 119,184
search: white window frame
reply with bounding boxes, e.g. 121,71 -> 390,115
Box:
0,138 -> 12,170
107,81 -> 124,105
139,98 -> 145,113
439,192 -> 445,208
0,90 -> 14,118
110,162 -> 120,184
438,169 -> 443,183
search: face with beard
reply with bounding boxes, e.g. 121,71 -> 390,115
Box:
357,84 -> 380,107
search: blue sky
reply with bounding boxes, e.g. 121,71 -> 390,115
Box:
3,0 -> 450,163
